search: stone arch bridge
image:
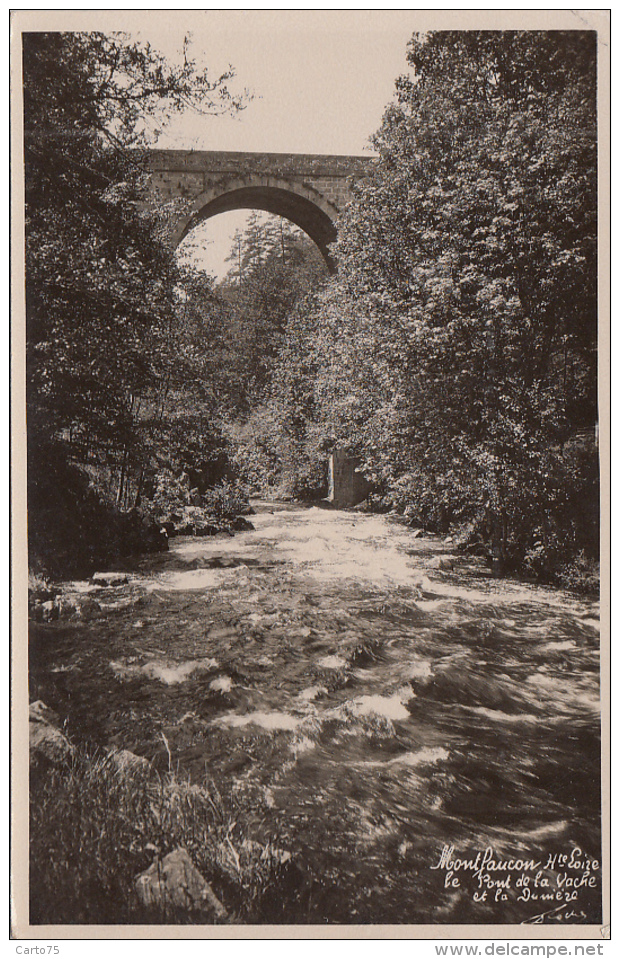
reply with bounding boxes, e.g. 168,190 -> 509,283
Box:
146,150 -> 375,271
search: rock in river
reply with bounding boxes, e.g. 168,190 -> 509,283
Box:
91,572 -> 130,587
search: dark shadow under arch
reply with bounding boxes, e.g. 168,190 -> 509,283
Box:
179,185 -> 338,273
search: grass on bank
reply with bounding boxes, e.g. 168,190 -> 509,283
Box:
30,744 -> 314,925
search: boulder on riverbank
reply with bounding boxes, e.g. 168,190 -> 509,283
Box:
29,700 -> 74,768
134,847 -> 228,921
28,574 -> 103,622
107,748 -> 150,775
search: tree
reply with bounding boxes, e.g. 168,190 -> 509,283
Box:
22,31 -> 245,570
218,214 -> 327,409
314,30 -> 598,579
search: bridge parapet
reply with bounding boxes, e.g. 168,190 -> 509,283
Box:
147,149 -> 374,177
146,149 -> 375,207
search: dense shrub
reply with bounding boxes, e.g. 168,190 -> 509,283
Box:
27,437 -> 167,577
230,408 -> 327,501
201,479 -> 252,520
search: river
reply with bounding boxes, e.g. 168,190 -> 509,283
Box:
29,502 -> 602,925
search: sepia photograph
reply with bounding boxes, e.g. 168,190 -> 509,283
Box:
11,9 -> 609,937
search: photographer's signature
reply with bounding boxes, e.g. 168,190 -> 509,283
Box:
522,903 -> 588,924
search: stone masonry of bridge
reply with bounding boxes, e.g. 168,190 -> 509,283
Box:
146,149 -> 375,269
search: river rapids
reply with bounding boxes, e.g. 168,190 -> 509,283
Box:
30,502 -> 603,925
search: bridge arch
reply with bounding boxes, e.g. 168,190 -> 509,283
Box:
173,176 -> 340,272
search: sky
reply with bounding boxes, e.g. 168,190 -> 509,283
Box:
138,11 -> 418,155
130,11 -> 420,277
